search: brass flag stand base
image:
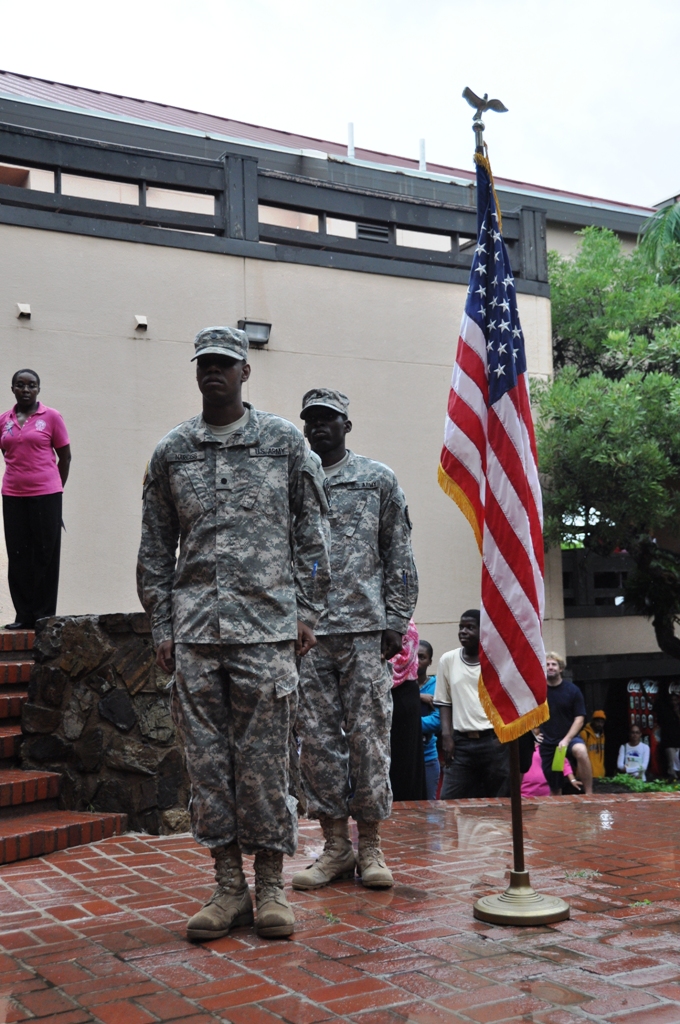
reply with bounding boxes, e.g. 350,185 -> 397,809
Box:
473,739 -> 570,927
474,869 -> 570,925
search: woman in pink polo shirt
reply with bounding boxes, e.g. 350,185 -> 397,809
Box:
0,369 -> 71,629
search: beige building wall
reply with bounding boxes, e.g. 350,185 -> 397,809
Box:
0,222 -> 562,665
546,224 -> 637,257
565,616 -> 659,659
542,546 -> 566,658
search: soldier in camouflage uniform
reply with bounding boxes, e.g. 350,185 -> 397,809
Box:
293,389 -> 418,891
137,328 -> 330,941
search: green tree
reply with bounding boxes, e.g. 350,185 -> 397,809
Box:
638,201 -> 680,279
538,227 -> 680,655
548,227 -> 680,376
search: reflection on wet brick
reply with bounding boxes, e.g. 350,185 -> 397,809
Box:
0,795 -> 679,1022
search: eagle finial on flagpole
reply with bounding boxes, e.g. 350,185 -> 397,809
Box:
462,87 -> 508,152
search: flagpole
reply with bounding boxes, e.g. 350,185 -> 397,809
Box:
458,89 -> 570,927
473,737 -> 569,925
508,740 -> 525,874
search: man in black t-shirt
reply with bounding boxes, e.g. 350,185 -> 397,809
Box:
536,653 -> 593,795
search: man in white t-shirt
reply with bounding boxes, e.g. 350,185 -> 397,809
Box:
434,610 -> 509,799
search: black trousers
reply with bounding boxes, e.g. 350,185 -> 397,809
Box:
440,730 -> 510,799
390,679 -> 427,801
3,493 -> 62,626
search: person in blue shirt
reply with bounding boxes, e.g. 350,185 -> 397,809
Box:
418,640 -> 441,799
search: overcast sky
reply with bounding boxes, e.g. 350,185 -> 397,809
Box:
1,0 -> 678,208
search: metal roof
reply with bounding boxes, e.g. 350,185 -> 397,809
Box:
0,68 -> 654,218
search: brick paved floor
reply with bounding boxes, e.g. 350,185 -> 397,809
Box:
1,794 -> 680,1024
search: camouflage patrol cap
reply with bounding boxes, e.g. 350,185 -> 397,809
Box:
191,326 -> 248,362
300,388 -> 350,419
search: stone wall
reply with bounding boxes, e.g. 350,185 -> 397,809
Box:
21,614 -> 190,834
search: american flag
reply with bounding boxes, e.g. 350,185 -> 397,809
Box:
438,155 -> 548,741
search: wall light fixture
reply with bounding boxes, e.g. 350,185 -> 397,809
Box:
238,319 -> 271,348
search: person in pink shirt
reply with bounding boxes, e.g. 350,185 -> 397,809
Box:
521,743 -> 583,798
389,619 -> 426,801
0,369 -> 71,628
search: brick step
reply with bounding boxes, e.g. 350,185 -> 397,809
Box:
0,690 -> 27,719
0,768 -> 60,810
0,723 -> 22,760
0,661 -> 32,685
0,629 -> 34,653
0,809 -> 127,864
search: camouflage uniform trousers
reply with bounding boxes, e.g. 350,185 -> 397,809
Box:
172,640 -> 299,855
297,631 -> 393,822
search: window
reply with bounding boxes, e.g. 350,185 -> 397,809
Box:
326,217 -> 356,238
258,205 -> 318,232
563,571 -> 575,607
61,174 -> 138,205
396,228 -> 451,252
561,549 -> 633,617
593,572 -> 624,590
0,163 -> 27,187
146,188 -> 215,216
0,163 -> 54,192
593,570 -> 628,607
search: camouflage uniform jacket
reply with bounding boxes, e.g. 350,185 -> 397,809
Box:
137,405 -> 331,647
317,450 -> 417,636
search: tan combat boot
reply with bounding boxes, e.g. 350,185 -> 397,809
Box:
291,816 -> 356,890
254,850 -> 295,938
356,820 -> 394,888
186,843 -> 253,941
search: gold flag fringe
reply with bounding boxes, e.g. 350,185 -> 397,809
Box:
473,150 -> 503,232
438,464 -> 482,554
478,672 -> 549,742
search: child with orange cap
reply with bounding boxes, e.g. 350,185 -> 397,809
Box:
580,711 -> 606,778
